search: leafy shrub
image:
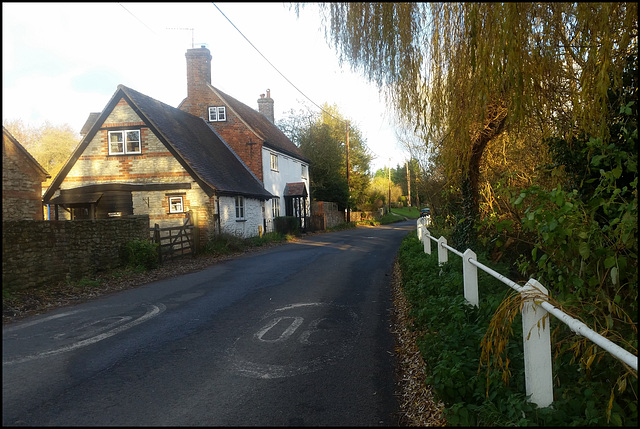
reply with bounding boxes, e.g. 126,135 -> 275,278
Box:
121,239 -> 159,270
202,233 -> 247,256
397,231 -> 638,426
247,231 -> 286,247
328,221 -> 357,231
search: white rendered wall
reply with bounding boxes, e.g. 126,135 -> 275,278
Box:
217,195 -> 264,238
262,147 -> 309,232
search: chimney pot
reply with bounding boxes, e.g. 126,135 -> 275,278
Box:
257,89 -> 275,123
185,47 -> 212,111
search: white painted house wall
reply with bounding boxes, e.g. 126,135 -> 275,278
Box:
262,147 -> 309,232
217,195 -> 264,238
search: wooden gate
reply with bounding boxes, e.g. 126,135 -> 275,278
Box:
150,212 -> 196,264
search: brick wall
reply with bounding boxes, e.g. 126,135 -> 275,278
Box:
62,103 -> 190,186
2,216 -> 150,291
179,46 -> 264,182
3,133 -> 47,221
213,119 -> 264,182
312,201 -> 345,229
55,101 -> 211,232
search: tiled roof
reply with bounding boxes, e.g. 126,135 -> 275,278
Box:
212,86 -> 310,163
80,112 -> 100,136
43,86 -> 273,202
284,182 -> 308,197
121,85 -> 273,200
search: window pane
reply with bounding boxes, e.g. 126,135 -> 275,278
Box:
126,140 -> 140,153
235,196 -> 244,218
110,132 -> 123,143
125,130 -> 140,153
208,107 -> 217,121
126,130 -> 139,141
217,107 -> 226,121
109,132 -> 124,154
169,197 -> 183,213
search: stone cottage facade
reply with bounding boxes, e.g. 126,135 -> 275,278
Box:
42,85 -> 273,242
2,126 -> 50,220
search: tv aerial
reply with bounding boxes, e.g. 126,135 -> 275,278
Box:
166,27 -> 195,48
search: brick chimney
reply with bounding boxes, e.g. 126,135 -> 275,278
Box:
257,89 -> 274,123
183,46 -> 212,117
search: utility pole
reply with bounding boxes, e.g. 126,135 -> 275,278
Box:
346,121 -> 350,223
406,161 -> 411,208
388,158 -> 391,214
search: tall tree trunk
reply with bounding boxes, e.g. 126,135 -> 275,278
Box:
454,100 -> 508,249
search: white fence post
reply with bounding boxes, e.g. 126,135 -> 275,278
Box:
437,236 -> 448,266
462,249 -> 478,307
521,279 -> 554,408
416,218 -> 423,241
423,229 -> 431,254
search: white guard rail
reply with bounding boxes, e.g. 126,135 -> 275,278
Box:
415,218 -> 638,408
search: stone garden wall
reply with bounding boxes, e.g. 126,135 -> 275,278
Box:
2,216 -> 149,291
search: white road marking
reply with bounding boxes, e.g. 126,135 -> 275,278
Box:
255,317 -> 304,343
228,302 -> 360,379
3,303 -> 166,365
3,310 -> 87,333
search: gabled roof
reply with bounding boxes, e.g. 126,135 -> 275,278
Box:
2,126 -> 50,179
210,85 -> 310,163
44,85 -> 273,202
80,112 -> 100,136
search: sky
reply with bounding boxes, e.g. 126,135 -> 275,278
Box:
2,2 -> 409,172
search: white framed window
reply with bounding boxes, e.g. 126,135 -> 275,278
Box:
235,196 -> 245,219
301,164 -> 308,179
270,153 -> 279,171
108,130 -> 141,155
272,198 -> 280,217
208,106 -> 226,122
169,196 -> 184,213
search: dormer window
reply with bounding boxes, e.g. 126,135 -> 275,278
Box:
208,106 -> 226,122
108,130 -> 141,155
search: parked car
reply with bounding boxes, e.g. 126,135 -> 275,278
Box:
420,208 -> 431,218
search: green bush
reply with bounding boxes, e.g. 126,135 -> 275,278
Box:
397,231 -> 638,426
121,239 -> 159,270
247,231 -> 287,247
327,221 -> 357,231
202,233 -> 247,256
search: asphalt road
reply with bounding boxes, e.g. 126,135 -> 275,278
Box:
3,220 -> 414,426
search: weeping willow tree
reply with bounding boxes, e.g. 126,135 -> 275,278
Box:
297,2 -> 638,247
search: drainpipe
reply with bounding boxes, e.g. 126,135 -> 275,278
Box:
216,195 -> 221,234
